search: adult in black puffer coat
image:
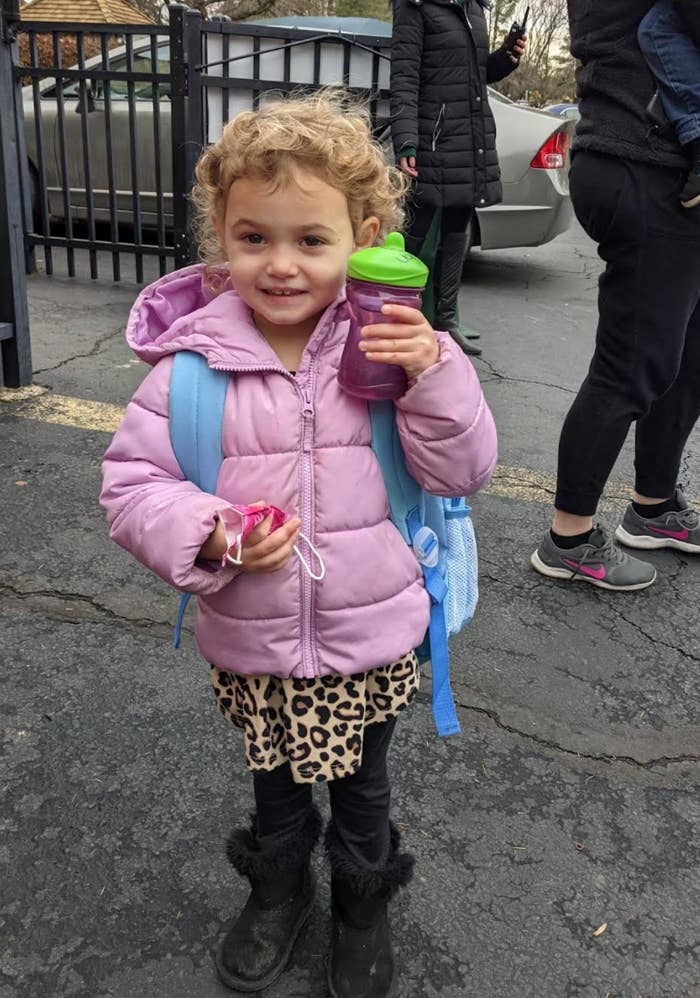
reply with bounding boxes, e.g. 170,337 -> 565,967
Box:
390,0 -> 524,355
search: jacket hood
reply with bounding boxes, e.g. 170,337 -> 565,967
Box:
126,263 -> 347,369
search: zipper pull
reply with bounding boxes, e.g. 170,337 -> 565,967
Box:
301,391 -> 314,452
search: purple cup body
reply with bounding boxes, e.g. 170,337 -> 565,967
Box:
337,279 -> 424,401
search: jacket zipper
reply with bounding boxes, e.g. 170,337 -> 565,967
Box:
432,103 -> 446,151
298,367 -> 316,678
211,359 -> 319,678
453,0 -> 483,201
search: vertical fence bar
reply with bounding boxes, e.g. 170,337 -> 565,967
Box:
124,34 -> 143,283
313,38 -> 321,86
342,38 -> 351,86
0,0 -> 32,386
53,30 -> 75,276
371,48 -> 381,128
221,29 -> 229,126
252,34 -> 260,109
13,22 -> 34,274
171,4 -> 202,270
29,30 -> 52,274
100,30 -> 120,282
150,32 -> 166,276
76,31 -> 98,278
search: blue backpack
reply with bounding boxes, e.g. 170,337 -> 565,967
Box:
168,350 -> 479,738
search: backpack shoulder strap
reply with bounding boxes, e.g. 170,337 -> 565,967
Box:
369,399 -> 460,738
169,350 -> 229,497
368,399 -> 422,544
168,350 -> 230,649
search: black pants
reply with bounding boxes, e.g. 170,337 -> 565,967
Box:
556,151 -> 700,515
406,200 -> 474,246
253,717 -> 396,868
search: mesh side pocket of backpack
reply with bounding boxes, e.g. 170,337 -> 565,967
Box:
444,510 -> 479,634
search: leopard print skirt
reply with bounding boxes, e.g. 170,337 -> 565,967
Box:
210,651 -> 419,783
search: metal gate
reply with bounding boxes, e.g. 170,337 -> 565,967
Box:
0,0 -> 391,385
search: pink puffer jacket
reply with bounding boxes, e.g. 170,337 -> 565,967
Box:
100,265 -> 497,679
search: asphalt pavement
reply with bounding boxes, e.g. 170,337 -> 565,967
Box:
1,221 -> 699,998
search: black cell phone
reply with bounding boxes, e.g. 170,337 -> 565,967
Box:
506,6 -> 530,51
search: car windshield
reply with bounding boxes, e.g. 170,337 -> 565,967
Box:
55,43 -> 170,101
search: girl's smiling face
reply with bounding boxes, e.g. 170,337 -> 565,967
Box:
217,167 -> 379,343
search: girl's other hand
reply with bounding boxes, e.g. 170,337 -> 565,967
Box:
359,305 -> 440,382
399,156 -> 418,178
199,518 -> 228,560
238,511 -> 302,574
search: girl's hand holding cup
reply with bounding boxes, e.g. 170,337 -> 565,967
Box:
359,304 -> 440,383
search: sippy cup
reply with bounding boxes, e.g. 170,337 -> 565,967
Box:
337,232 -> 429,401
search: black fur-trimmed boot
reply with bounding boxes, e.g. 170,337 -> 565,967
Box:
434,231 -> 482,357
326,821 -> 414,998
215,806 -> 322,993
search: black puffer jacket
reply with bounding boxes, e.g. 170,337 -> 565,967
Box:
390,0 -> 516,209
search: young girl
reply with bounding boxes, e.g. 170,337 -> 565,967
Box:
100,92 -> 497,998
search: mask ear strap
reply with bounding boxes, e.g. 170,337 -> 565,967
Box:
294,533 -> 326,581
225,534 -> 244,566
221,507 -> 246,566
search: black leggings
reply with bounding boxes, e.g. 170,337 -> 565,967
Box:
253,717 -> 397,868
406,200 -> 474,246
556,151 -> 700,515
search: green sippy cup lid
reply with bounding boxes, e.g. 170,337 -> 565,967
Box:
347,232 -> 429,288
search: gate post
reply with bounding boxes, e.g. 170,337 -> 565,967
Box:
171,4 -> 204,270
0,0 -> 32,387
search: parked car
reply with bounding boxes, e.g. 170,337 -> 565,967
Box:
23,17 -> 574,253
543,102 -> 581,121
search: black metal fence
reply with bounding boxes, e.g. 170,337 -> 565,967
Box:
0,0 -> 391,385
18,18 -> 175,283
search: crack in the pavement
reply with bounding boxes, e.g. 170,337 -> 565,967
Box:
606,602 -> 700,666
6,585 -> 698,770
32,325 -> 124,376
475,356 -> 577,395
449,697 -> 699,770
571,244 -> 599,280
0,583 -> 177,635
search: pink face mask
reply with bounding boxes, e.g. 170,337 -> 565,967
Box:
219,504 -> 325,581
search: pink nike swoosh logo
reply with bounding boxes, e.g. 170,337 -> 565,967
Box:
647,525 -> 689,540
562,559 -> 606,580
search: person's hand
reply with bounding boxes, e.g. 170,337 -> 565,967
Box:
507,35 -> 527,63
399,155 -> 418,178
360,305 -> 440,383
199,501 -> 301,573
198,518 -> 228,560
235,502 -> 301,574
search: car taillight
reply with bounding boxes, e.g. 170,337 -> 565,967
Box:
530,130 -> 570,170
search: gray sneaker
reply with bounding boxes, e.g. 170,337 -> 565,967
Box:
615,487 -> 700,554
531,526 -> 657,591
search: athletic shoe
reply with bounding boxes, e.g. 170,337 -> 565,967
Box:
680,170 -> 700,208
531,526 -> 656,591
615,487 -> 700,554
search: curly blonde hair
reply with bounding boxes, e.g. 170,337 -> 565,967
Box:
191,90 -> 409,287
